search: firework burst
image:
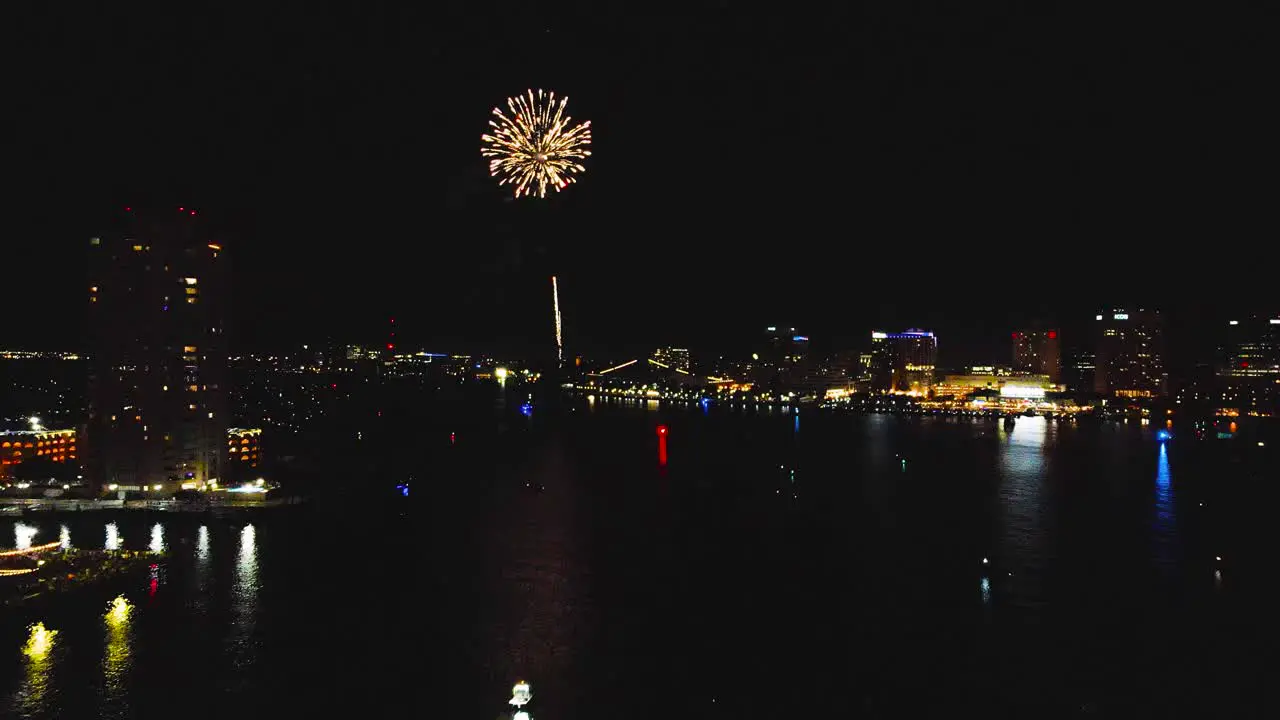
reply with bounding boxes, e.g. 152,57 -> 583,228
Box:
481,89 -> 592,198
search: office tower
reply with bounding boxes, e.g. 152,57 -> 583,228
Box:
756,327 -> 810,388
653,347 -> 691,372
87,209 -> 227,491
870,330 -> 937,394
1219,315 -> 1280,383
1064,349 -> 1096,393
1012,329 -> 1061,382
1217,315 -> 1280,413
1094,308 -> 1165,397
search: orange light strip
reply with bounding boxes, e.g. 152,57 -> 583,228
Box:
0,567 -> 38,576
0,541 -> 62,558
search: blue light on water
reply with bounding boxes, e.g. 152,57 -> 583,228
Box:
396,483 -> 410,497
1157,430 -> 1172,441
520,403 -> 534,417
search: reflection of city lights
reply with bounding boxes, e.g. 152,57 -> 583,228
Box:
510,681 -> 533,707
197,525 -> 209,560
105,523 -> 121,550
59,525 -> 71,550
23,623 -> 57,658
149,523 -> 165,553
106,596 -> 132,627
15,522 -> 39,550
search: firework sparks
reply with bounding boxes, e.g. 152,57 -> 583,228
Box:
481,89 -> 592,198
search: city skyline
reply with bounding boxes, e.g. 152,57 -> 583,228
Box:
4,6 -> 1270,359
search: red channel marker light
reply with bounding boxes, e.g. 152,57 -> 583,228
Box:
656,425 -> 668,436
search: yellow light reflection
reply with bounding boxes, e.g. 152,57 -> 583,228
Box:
104,596 -> 133,710
106,595 -> 133,627
18,623 -> 57,715
23,623 -> 57,659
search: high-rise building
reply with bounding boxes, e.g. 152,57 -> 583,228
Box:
870,330 -> 937,394
652,347 -> 691,372
1094,308 -> 1165,397
756,327 -> 810,388
87,209 -> 227,492
1219,315 -> 1280,383
1012,329 -> 1061,382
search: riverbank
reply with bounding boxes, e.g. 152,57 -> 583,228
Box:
0,495 -> 307,513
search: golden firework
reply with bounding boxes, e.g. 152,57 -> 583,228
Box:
481,89 -> 592,198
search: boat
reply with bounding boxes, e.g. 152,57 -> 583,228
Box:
1002,415 -> 1016,430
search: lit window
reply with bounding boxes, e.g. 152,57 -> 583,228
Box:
132,244 -> 144,251
188,385 -> 198,392
90,237 -> 101,245
188,404 -> 197,410
187,297 -> 198,304
185,287 -> 198,295
183,277 -> 198,285
183,345 -> 197,353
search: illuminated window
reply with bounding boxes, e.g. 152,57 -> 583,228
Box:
132,244 -> 144,251
183,277 -> 198,285
90,237 -> 101,245
185,287 -> 198,295
90,286 -> 98,292
188,404 -> 197,410
183,346 -> 197,353
187,297 -> 198,304
188,385 -> 198,392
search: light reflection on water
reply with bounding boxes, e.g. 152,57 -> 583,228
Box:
996,416 -> 1050,600
14,523 -> 38,550
229,524 -> 260,675
59,525 -> 72,550
102,597 -> 133,718
149,523 -> 165,554
15,624 -> 57,716
1152,444 -> 1178,571
105,523 -> 121,551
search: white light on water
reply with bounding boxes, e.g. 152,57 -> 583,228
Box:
15,523 -> 38,550
149,523 -> 165,553
59,525 -> 71,550
105,523 -> 120,551
197,525 -> 209,560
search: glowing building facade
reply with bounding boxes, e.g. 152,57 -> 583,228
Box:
0,429 -> 76,476
1094,308 -> 1165,398
653,347 -> 691,372
870,330 -> 938,394
87,209 -> 227,492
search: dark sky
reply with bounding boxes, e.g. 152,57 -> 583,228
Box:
3,4 -> 1270,366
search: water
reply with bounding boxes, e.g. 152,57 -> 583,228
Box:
1,407 -> 1273,717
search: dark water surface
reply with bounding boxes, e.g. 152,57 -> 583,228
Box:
2,406 -> 1274,718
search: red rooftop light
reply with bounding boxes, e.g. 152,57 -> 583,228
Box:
1048,330 -> 1057,339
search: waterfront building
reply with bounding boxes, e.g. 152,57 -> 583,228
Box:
870,330 -> 937,394
1013,329 -> 1061,382
87,209 -> 227,493
652,347 -> 691,372
1220,316 -> 1280,383
1094,308 -> 1165,398
0,428 -> 77,477
225,427 -> 263,482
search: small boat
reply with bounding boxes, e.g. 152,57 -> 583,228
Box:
1003,416 -> 1016,430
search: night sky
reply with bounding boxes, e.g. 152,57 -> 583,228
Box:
4,5 -> 1269,367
